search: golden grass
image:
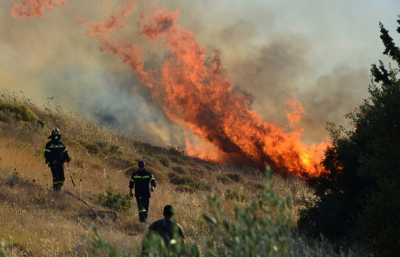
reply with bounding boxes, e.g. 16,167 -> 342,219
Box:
0,96 -> 311,257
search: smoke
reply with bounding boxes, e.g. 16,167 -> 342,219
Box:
0,0 -> 398,147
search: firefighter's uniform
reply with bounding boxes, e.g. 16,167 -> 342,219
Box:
44,128 -> 71,191
148,217 -> 184,246
129,163 -> 156,222
142,205 -> 185,256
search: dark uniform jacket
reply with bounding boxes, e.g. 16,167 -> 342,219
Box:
148,218 -> 184,245
44,139 -> 71,165
129,169 -> 156,198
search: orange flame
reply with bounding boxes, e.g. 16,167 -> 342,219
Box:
184,132 -> 226,162
11,2 -> 330,176
11,0 -> 66,18
85,0 -> 137,39
286,99 -> 304,128
96,9 -> 329,176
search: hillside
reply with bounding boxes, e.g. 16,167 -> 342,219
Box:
0,93 -> 373,257
0,93 -> 309,257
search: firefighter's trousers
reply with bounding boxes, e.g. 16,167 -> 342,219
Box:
50,164 -> 65,192
136,196 -> 150,222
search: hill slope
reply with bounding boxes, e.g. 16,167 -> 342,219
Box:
0,94 -> 367,257
0,94 -> 290,257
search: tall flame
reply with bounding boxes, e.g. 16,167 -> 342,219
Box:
11,2 -> 330,176
95,9 -> 329,176
85,0 -> 137,39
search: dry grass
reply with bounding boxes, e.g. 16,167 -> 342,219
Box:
0,94 -> 275,257
0,94 -> 336,257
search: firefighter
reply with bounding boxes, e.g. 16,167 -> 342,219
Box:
129,160 -> 156,223
44,128 -> 71,192
147,205 -> 184,246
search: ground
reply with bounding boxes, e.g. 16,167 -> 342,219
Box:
0,94 -> 311,257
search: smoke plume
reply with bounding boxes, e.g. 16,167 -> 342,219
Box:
1,0 -> 398,170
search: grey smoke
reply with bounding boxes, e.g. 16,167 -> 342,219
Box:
0,0 -> 398,146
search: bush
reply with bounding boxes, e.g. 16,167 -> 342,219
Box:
203,176 -> 293,257
88,231 -> 131,257
0,245 -> 5,257
142,233 -> 200,257
98,190 -> 131,212
84,141 -> 122,156
224,189 -> 247,202
169,173 -> 211,192
300,17 -> 400,257
0,102 -> 38,123
88,174 -> 294,257
217,173 -> 242,184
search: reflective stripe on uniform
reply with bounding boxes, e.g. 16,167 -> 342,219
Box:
53,181 -> 64,185
47,143 -> 65,149
133,176 -> 151,179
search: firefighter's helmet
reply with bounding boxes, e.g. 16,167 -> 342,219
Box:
138,159 -> 145,169
49,128 -> 61,139
163,205 -> 174,218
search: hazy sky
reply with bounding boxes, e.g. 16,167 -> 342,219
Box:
0,0 -> 399,144
176,0 -> 399,74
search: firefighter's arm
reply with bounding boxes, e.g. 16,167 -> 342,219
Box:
44,145 -> 51,164
129,174 -> 135,197
64,150 -> 71,163
150,175 -> 156,191
177,224 -> 185,241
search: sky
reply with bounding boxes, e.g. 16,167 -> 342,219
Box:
0,0 -> 399,145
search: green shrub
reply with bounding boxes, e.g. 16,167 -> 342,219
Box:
357,180 -> 400,257
98,190 -> 131,212
169,173 -> 210,192
203,174 -> 294,257
217,173 -> 242,184
142,233 -> 200,257
88,174 -> 294,257
0,245 -> 5,257
84,141 -> 122,156
89,231 -> 131,257
224,189 -> 247,202
0,102 -> 38,123
300,17 -> 400,257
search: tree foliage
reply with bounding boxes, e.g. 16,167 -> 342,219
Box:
299,17 -> 400,257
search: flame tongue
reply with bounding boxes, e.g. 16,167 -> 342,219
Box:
10,1 -> 329,176
137,10 -> 329,175
11,0 -> 66,18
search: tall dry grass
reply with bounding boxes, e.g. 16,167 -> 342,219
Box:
0,94 -> 369,257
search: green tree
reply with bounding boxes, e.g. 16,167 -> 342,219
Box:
299,17 -> 400,256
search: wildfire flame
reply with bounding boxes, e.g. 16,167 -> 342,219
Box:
85,0 -> 137,39
11,0 -> 66,18
11,1 -> 330,176
94,9 -> 329,176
